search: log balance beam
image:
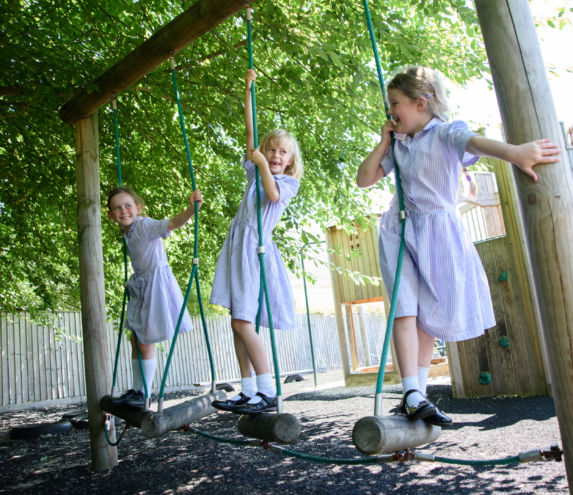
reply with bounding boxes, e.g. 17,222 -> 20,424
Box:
353,415 -> 441,455
101,390 -> 226,438
238,413 -> 301,444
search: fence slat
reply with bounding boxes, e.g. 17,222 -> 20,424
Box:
1,311 -> 367,410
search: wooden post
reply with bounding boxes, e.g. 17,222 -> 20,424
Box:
75,113 -> 118,471
475,0 -> 573,485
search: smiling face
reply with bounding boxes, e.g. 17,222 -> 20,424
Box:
264,139 -> 293,175
107,192 -> 142,231
387,88 -> 432,136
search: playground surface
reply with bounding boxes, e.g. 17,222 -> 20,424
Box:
0,370 -> 568,494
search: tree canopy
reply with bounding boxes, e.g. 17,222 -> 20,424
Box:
1,0 -> 491,316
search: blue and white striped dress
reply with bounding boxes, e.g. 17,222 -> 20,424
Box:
124,216 -> 193,344
210,159 -> 300,330
379,118 -> 495,342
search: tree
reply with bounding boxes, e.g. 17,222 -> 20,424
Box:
0,0 -> 489,316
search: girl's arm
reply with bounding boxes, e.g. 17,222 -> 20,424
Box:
245,69 -> 256,154
466,136 -> 560,182
250,149 -> 280,202
356,120 -> 394,188
168,189 -> 203,231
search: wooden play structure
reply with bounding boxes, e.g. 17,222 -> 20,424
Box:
326,220 -> 400,386
61,0 -> 573,484
448,165 -> 550,398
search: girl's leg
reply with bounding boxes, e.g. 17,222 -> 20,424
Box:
231,319 -> 270,375
417,328 -> 435,395
231,319 -> 276,411
392,317 -> 432,415
232,332 -> 256,399
416,328 -> 452,426
130,334 -> 156,397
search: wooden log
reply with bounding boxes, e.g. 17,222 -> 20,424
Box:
60,0 -> 253,125
140,391 -> 226,437
353,415 -> 440,455
237,413 -> 301,444
75,113 -> 118,471
475,0 -> 573,485
101,391 -> 226,437
100,395 -> 149,429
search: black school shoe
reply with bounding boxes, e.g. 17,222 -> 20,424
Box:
233,392 -> 277,414
110,389 -> 145,409
423,408 -> 453,427
212,392 -> 252,412
398,391 -> 453,427
400,389 -> 437,421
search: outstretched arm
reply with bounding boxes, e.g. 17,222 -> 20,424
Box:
168,189 -> 203,231
466,136 -> 560,182
356,120 -> 393,188
245,69 -> 256,154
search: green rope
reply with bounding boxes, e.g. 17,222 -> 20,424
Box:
362,0 -> 407,416
159,55 -> 217,401
246,6 -> 283,402
186,426 -> 545,467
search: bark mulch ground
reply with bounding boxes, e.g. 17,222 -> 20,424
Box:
0,370 -> 568,494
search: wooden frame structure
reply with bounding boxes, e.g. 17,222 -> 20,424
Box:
62,0 -> 252,471
62,0 -> 573,484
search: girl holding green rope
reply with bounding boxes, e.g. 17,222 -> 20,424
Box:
107,186 -> 203,408
357,66 -> 560,427
210,69 -> 303,415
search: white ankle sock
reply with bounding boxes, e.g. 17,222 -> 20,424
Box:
255,373 -> 275,398
141,358 -> 156,397
239,374 -> 256,399
418,366 -> 430,395
402,376 -> 424,407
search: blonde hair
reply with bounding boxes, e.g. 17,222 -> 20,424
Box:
388,66 -> 449,122
259,129 -> 303,180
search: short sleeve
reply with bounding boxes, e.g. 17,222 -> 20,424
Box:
275,175 -> 300,202
445,120 -> 479,167
135,217 -> 171,241
380,146 -> 395,176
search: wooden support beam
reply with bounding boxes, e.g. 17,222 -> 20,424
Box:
237,413 -> 301,444
60,0 -> 252,125
474,0 -> 573,485
76,113 -> 118,471
352,416 -> 440,455
101,391 -> 226,437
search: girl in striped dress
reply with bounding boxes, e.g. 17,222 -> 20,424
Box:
107,187 -> 203,408
210,69 -> 303,414
356,66 -> 560,426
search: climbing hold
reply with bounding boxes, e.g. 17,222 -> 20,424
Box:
498,336 -> 510,348
479,371 -> 491,385
498,271 -> 508,282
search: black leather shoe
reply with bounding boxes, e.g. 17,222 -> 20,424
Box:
424,408 -> 453,427
212,392 -> 252,412
110,389 -> 145,409
233,392 -> 277,415
400,389 -> 437,421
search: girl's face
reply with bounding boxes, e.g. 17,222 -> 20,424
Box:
107,192 -> 142,231
264,139 -> 293,175
387,88 -> 432,136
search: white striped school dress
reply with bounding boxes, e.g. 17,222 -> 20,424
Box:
124,216 -> 193,344
210,159 -> 300,330
378,118 -> 496,342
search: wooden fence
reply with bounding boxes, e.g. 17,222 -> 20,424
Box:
0,311 -> 387,411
